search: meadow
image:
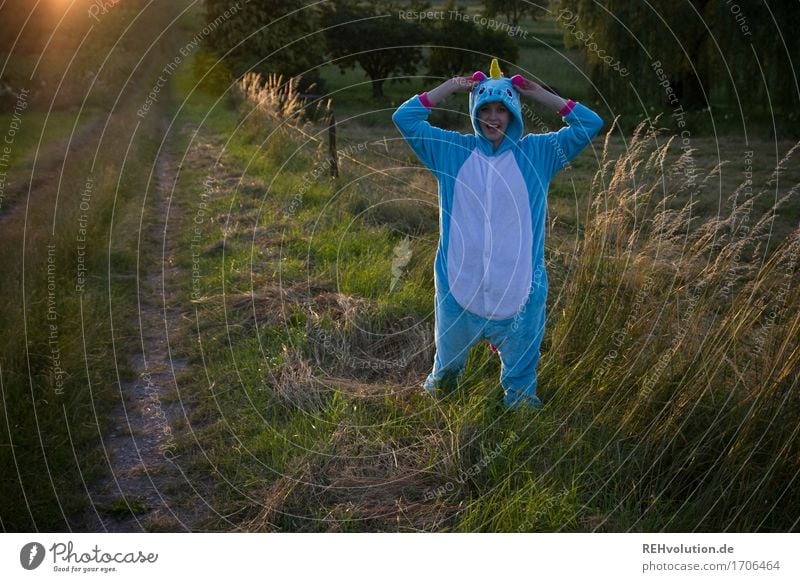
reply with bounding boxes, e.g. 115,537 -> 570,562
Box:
1,3 -> 797,532
156,47 -> 798,531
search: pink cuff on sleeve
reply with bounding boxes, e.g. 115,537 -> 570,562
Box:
418,92 -> 434,109
558,99 -> 577,116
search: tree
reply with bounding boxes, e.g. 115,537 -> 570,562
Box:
556,0 -> 799,115
709,0 -> 799,116
481,0 -> 546,26
556,0 -> 714,110
320,0 -> 428,99
426,2 -> 519,79
203,0 -> 325,92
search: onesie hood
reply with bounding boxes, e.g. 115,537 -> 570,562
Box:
469,58 -> 525,156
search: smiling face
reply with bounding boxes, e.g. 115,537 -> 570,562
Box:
477,101 -> 510,150
468,71 -> 523,155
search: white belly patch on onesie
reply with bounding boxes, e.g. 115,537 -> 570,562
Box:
446,149 -> 532,320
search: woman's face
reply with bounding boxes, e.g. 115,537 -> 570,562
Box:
477,102 -> 510,148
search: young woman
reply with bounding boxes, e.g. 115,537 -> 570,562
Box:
392,59 -> 604,410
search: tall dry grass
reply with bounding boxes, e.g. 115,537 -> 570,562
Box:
545,116 -> 799,529
237,73 -> 310,126
180,75 -> 799,529
234,72 -> 330,164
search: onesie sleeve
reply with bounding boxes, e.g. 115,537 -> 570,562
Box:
391,94 -> 468,174
537,101 -> 604,177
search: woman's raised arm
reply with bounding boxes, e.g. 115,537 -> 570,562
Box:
422,76 -> 476,107
391,77 -> 475,174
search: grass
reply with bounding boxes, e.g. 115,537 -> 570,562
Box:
2,2 -> 797,533
107,497 -> 149,519
154,42 -> 800,531
0,3 -> 199,531
0,108 -> 103,209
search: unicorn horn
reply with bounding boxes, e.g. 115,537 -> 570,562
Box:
489,58 -> 503,80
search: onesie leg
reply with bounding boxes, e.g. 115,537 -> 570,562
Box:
424,292 -> 486,394
488,296 -> 547,410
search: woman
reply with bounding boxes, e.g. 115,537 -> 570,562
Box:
392,59 -> 604,410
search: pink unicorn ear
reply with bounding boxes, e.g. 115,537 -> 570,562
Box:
472,71 -> 487,82
511,74 -> 525,89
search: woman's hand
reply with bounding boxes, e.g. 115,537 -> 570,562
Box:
514,75 -> 569,113
514,76 -> 543,99
424,76 -> 476,107
449,76 -> 477,93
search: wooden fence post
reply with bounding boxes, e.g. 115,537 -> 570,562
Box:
327,100 -> 338,179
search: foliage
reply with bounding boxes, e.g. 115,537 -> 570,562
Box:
425,1 -> 519,79
556,0 -> 799,115
203,0 -> 325,93
480,0 -> 547,26
320,0 -> 429,99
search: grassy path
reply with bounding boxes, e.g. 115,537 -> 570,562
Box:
75,116 -> 212,531
0,1 -> 213,532
150,66 -> 586,533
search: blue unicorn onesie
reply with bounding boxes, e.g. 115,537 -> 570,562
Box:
392,59 -> 603,409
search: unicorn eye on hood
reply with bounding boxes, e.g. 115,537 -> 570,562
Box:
468,58 -> 525,156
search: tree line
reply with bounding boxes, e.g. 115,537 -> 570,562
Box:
203,0 -> 797,116
556,0 -> 797,114
202,0 -> 547,98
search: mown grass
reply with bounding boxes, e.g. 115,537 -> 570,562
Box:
161,35 -> 799,532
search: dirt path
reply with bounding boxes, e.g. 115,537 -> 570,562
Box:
76,118 -> 213,532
